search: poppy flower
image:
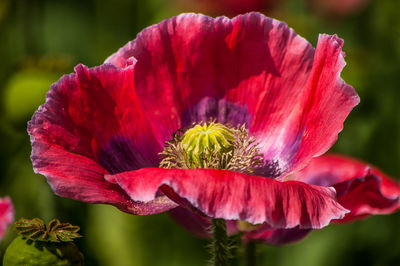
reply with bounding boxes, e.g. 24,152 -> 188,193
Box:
29,12 -> 360,231
0,197 -> 14,242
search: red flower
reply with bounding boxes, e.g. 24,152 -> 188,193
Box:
0,197 -> 14,242
29,13 -> 364,230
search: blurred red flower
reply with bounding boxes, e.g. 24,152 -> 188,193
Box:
0,197 -> 14,242
307,0 -> 371,17
175,0 -> 276,17
28,13 -> 398,235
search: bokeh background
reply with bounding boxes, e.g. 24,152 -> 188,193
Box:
1,0 -> 399,265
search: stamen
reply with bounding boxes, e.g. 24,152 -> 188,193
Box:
159,121 -> 264,174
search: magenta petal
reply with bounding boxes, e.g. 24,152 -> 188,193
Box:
109,168 -> 348,229
28,63 -> 177,214
243,226 -> 311,245
286,35 -> 359,173
29,141 -> 177,215
169,207 -> 211,238
106,13 -> 315,144
106,13 -> 358,176
252,34 -> 359,176
28,63 -> 163,174
0,197 -> 14,241
169,206 -> 238,238
289,154 -> 400,222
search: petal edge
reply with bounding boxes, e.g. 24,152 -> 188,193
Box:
110,168 -> 348,229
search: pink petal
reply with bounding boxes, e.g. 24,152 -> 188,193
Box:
0,197 -> 14,241
105,13 -> 358,177
288,154 -> 400,222
109,168 -> 348,229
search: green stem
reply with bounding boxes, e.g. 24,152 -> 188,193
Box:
228,234 -> 241,266
245,241 -> 256,266
211,219 -> 230,266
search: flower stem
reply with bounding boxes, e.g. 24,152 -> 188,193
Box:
211,219 -> 230,266
245,241 -> 256,266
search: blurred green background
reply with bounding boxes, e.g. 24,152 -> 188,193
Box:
0,0 -> 399,265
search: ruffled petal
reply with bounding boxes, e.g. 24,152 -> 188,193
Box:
105,13 -> 358,177
0,197 -> 14,241
108,168 -> 348,229
284,35 -> 359,173
243,226 -> 311,245
251,34 -> 359,176
28,140 -> 177,215
28,64 -> 177,214
288,154 -> 400,222
106,13 -> 312,142
28,63 -> 162,174
168,205 -> 310,245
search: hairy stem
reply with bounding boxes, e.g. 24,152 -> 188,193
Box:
211,219 -> 230,266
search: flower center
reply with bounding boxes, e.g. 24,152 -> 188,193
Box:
159,121 -> 264,174
181,122 -> 235,168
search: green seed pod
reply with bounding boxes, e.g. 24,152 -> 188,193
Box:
3,218 -> 83,266
181,122 -> 235,168
159,122 -> 264,173
3,236 -> 83,266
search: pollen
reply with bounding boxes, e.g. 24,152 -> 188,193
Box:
159,121 -> 264,174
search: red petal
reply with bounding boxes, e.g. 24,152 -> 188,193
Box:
109,168 -> 348,229
28,64 -> 177,214
288,154 -> 400,222
168,206 -> 238,238
243,226 -> 311,245
286,35 -> 359,172
28,63 -> 162,174
169,207 -> 212,238
106,13 -> 358,176
0,197 -> 14,241
28,140 -> 177,215
251,34 -> 359,176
